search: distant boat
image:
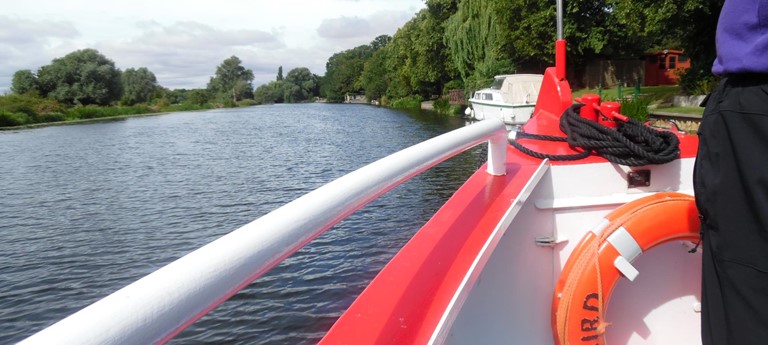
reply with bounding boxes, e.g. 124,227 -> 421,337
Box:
465,74 -> 544,125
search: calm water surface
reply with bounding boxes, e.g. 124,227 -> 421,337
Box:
0,103 -> 484,344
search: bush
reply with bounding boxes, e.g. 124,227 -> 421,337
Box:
0,111 -> 31,127
679,67 -> 719,95
237,99 -> 258,107
34,112 -> 67,123
443,80 -> 464,94
390,95 -> 422,109
433,98 -> 450,114
619,96 -> 652,122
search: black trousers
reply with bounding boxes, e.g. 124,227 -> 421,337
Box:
695,75 -> 768,345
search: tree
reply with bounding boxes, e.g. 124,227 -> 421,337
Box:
254,81 -> 287,104
382,9 -> 456,98
11,70 -> 38,95
370,35 -> 392,51
207,56 -> 254,103
36,49 -> 122,105
444,0 -> 512,91
361,48 -> 390,101
322,45 -> 374,102
284,67 -> 318,102
185,89 -> 210,106
277,66 -> 284,81
121,67 -> 158,105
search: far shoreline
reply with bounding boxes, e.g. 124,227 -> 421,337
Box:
0,110 -> 188,131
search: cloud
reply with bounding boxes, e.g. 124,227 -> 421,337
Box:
0,16 -> 81,91
96,21 -> 287,89
317,10 -> 413,42
317,16 -> 372,39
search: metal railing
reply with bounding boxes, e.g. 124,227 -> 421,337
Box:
20,119 -> 508,345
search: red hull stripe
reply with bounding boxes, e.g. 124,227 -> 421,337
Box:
320,146 -> 542,344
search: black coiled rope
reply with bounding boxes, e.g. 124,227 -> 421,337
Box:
509,103 -> 680,166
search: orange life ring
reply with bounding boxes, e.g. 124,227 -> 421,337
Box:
551,192 -> 700,345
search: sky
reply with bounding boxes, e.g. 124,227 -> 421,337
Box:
0,0 -> 426,93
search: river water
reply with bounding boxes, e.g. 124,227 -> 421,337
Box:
0,103 -> 485,344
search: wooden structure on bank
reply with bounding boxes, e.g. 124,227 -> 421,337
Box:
644,50 -> 691,86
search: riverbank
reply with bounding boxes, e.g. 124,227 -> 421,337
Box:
0,111 -> 174,131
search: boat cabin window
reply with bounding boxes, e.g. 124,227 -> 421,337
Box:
491,78 -> 504,90
482,93 -> 493,100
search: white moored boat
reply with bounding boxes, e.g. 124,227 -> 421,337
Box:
465,74 -> 544,125
20,1 -> 704,344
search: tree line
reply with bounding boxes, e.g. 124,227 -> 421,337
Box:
323,0 -> 723,104
3,49 -> 323,126
9,49 -> 320,108
4,0 -> 723,127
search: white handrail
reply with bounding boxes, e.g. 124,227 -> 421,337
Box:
20,119 -> 507,345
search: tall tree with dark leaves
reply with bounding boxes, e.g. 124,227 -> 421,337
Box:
121,67 -> 158,105
207,56 -> 254,104
36,49 -> 122,106
11,70 -> 38,95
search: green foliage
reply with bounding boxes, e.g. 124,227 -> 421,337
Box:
207,56 -> 254,103
121,67 -> 158,105
254,82 -> 280,104
322,45 -> 374,102
277,66 -> 284,81
11,70 -> 38,95
444,0 -> 512,87
361,49 -> 389,101
678,66 -> 719,95
619,96 -> 652,122
237,99 -> 258,107
36,49 -> 122,106
0,94 -> 65,123
66,104 -> 153,120
253,68 -> 319,104
389,95 -> 422,109
0,111 -> 31,127
433,98 -> 450,113
284,67 -> 318,102
442,80 -> 463,94
162,103 -> 214,112
184,89 -> 211,106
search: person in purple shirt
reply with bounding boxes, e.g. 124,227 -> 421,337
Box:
695,1 -> 768,344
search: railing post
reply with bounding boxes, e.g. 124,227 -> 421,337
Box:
487,130 -> 507,176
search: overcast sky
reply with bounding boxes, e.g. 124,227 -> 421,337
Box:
0,0 -> 425,93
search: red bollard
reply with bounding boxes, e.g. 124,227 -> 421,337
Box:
598,101 -> 622,128
579,94 -> 600,121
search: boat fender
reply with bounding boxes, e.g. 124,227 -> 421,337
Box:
551,192 -> 700,345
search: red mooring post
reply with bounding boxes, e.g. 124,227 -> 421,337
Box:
579,94 -> 600,121
598,101 -> 622,128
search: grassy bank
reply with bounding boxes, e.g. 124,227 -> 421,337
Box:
573,85 -> 705,120
0,94 -> 218,129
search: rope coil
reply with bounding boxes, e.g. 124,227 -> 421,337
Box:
510,103 -> 680,166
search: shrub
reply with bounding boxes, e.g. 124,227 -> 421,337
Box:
390,95 -> 422,109
237,99 -> 258,107
34,112 -> 67,123
0,111 -> 31,127
619,96 -> 652,122
433,98 -> 450,114
678,67 -> 719,95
